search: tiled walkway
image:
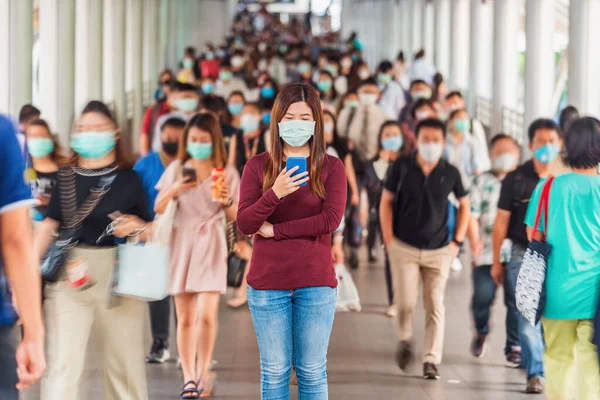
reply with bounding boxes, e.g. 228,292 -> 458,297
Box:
22,250 -> 543,399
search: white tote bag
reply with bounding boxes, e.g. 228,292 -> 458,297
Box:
152,199 -> 177,246
335,263 -> 362,312
114,242 -> 170,301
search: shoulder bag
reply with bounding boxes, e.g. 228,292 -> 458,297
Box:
225,218 -> 247,288
40,168 -> 116,282
515,177 -> 554,326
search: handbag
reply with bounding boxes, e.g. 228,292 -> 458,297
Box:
335,263 -> 362,312
152,198 -> 177,245
515,177 -> 554,326
225,218 -> 247,288
113,242 -> 170,301
40,168 -> 116,282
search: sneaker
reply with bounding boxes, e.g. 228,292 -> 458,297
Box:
368,249 -> 378,263
385,305 -> 397,318
451,258 -> 463,272
506,351 -> 522,368
423,363 -> 440,380
470,334 -> 488,358
525,376 -> 544,394
349,249 -> 359,269
145,339 -> 170,364
395,341 -> 414,371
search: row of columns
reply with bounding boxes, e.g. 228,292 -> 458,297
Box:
0,0 -> 237,152
342,0 -> 600,147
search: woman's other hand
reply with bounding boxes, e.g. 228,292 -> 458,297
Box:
272,167 -> 309,199
257,222 -> 274,238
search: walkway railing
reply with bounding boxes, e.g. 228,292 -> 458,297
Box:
501,106 -> 524,144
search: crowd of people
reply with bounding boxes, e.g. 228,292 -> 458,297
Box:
0,6 -> 599,400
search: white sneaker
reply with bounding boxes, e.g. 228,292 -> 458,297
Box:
451,258 -> 463,272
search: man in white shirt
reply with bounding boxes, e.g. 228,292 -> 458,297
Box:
408,49 -> 437,87
215,60 -> 248,100
377,61 -> 406,120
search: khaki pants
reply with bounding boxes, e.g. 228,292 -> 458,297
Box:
388,239 -> 452,364
542,318 -> 600,400
41,246 -> 148,400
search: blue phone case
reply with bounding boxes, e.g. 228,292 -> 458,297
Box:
286,157 -> 307,187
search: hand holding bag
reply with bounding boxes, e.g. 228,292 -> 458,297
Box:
515,177 -> 554,326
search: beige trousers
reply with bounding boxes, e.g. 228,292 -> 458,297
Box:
388,239 -> 453,364
41,246 -> 148,400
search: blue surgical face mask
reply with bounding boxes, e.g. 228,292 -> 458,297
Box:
216,50 -> 226,58
187,142 -> 213,160
205,52 -> 215,60
183,58 -> 194,69
173,98 -> 199,113
228,103 -> 244,116
262,113 -> 271,124
534,143 -> 560,164
71,131 -> 116,160
317,80 -> 333,92
27,138 -> 55,158
278,120 -> 315,147
261,86 -> 275,99
202,82 -> 215,94
382,136 -> 403,152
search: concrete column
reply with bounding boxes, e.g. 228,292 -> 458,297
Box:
467,0 -> 493,114
126,0 -> 143,154
102,0 -> 127,142
410,0 -> 423,54
449,0 -> 470,90
492,0 -> 520,134
389,0 -> 402,60
568,0 -> 600,116
39,0 -> 75,144
422,0 -> 434,58
400,0 -> 411,56
143,0 -> 160,106
434,0 -> 451,78
0,1 -> 8,114
158,0 -> 169,72
167,0 -> 180,71
74,0 -> 103,115
524,0 -> 555,152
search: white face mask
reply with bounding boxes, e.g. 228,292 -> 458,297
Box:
418,142 -> 444,163
359,93 -> 378,106
324,121 -> 334,134
492,153 -> 519,172
358,70 -> 370,80
341,59 -> 352,69
415,110 -> 430,121
231,56 -> 244,68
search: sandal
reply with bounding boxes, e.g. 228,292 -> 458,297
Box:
180,380 -> 199,399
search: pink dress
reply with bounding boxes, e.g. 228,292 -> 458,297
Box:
156,160 -> 240,295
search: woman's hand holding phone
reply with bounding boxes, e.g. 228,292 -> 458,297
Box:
272,167 -> 309,199
174,176 -> 196,196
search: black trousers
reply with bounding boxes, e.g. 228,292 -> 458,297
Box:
149,296 -> 172,343
0,325 -> 18,400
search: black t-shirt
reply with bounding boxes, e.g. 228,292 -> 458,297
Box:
32,170 -> 58,221
47,168 -> 151,247
384,154 -> 467,249
497,160 -> 540,247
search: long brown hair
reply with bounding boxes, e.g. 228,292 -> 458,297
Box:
178,112 -> 227,168
263,83 -> 326,199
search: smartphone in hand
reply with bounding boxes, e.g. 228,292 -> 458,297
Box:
182,167 -> 198,183
286,157 -> 307,187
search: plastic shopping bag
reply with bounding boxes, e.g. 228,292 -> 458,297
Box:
335,263 -> 362,312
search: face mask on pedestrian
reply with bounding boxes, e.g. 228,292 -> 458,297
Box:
324,121 -> 334,137
492,153 -> 518,172
382,136 -> 403,152
359,93 -> 378,106
341,59 -> 352,70
231,57 -> 244,69
261,86 -> 275,99
241,114 -> 260,132
183,58 -> 194,69
258,43 -> 267,53
415,110 -> 431,121
317,80 -> 333,92
262,113 -> 271,125
345,100 -> 359,109
173,98 -> 199,113
228,103 -> 244,116
534,143 -> 560,164
219,71 -> 233,81
201,82 -> 215,94
412,89 -> 432,101
27,137 -> 54,158
187,142 -> 212,160
418,141 -> 444,163
278,120 -> 315,147
297,64 -> 311,74
377,73 -> 392,85
71,131 -> 116,159
216,49 -> 226,58
358,69 -> 370,80
162,140 -> 179,156
205,52 -> 215,60
453,119 -> 470,133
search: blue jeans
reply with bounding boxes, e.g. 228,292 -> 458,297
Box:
505,245 -> 545,379
248,286 -> 337,400
471,265 -> 519,354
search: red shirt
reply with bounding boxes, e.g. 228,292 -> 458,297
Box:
237,152 -> 347,290
141,102 -> 171,136
200,59 -> 220,79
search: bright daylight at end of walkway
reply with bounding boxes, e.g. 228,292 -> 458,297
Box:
0,0 -> 599,400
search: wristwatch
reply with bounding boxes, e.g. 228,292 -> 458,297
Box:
224,197 -> 234,208
451,239 -> 464,248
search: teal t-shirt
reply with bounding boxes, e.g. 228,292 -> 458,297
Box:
525,173 -> 600,320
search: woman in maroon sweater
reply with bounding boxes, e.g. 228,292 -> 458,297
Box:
237,83 -> 346,399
